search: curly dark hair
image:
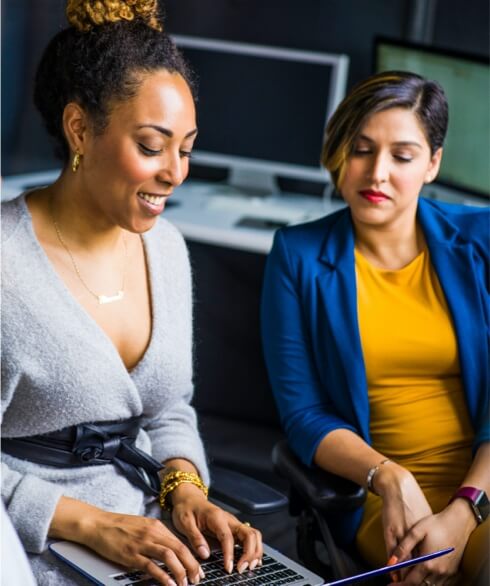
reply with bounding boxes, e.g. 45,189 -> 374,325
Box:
34,9 -> 195,162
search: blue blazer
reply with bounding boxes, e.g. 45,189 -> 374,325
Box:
261,198 -> 489,545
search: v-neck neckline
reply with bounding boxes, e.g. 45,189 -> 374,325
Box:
19,192 -> 156,378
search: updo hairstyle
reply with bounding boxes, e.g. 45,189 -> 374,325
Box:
322,71 -> 448,190
34,0 -> 196,162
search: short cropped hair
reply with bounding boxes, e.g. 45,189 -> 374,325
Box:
322,71 -> 448,190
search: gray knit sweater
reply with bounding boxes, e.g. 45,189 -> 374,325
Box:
1,194 -> 209,584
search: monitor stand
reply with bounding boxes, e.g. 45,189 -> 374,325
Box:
224,167 -> 278,198
221,168 -> 332,200
201,166 -> 313,224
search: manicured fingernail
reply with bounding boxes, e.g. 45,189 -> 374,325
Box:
387,555 -> 398,566
168,580 -> 177,586
249,559 -> 258,570
192,573 -> 200,584
182,579 -> 188,586
199,567 -> 205,579
197,545 -> 210,559
238,562 -> 249,574
257,558 -> 263,567
226,560 -> 233,574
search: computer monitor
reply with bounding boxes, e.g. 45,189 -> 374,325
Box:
173,35 -> 349,195
375,37 -> 490,199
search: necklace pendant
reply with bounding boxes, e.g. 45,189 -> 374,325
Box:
98,291 -> 124,304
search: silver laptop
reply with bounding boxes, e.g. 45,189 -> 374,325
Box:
49,539 -> 324,586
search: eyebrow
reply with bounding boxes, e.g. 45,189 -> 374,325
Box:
137,124 -> 198,139
357,134 -> 423,149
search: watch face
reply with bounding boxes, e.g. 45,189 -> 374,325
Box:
475,490 -> 490,521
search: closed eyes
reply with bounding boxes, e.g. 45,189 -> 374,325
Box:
139,143 -> 193,158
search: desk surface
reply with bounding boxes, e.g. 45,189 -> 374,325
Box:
3,170 -> 486,254
1,170 -> 344,254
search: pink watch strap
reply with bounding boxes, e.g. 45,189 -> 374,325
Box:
449,486 -> 488,524
451,486 -> 481,503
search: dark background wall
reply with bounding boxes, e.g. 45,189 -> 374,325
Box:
1,0 -> 488,176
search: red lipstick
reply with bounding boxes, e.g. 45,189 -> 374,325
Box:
359,189 -> 390,203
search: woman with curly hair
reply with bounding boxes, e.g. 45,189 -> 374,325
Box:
1,1 -> 262,584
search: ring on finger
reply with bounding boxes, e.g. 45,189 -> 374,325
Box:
243,522 -> 251,528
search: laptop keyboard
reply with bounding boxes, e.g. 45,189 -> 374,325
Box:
111,547 -> 305,586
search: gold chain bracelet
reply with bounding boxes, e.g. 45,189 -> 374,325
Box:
159,470 -> 209,511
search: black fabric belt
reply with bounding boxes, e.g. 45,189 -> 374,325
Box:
2,416 -> 163,496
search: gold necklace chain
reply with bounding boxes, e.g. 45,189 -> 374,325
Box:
52,214 -> 128,305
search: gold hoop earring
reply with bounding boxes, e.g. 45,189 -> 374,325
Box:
72,152 -> 81,173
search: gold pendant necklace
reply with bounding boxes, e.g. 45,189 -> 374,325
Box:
51,209 -> 127,305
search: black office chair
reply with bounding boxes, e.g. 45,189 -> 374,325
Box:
186,240 -> 309,558
272,440 -> 386,585
209,463 -> 288,516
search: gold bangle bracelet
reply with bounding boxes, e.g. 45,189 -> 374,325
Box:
159,470 -> 209,511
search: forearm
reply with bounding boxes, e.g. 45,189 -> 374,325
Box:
314,428 -> 417,502
314,428 -> 392,487
459,442 -> 490,492
51,459 -> 206,542
49,496 -> 100,544
163,458 -> 199,475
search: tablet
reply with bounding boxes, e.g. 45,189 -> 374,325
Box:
325,547 -> 454,585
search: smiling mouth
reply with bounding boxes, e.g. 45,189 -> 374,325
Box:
138,192 -> 166,206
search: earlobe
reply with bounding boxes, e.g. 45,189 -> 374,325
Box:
63,102 -> 88,155
425,147 -> 443,184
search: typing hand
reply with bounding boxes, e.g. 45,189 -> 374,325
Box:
87,510 -> 201,586
171,483 -> 263,575
50,496 -> 201,586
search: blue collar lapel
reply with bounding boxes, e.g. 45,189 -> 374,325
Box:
313,199 -> 487,441
316,210 -> 370,439
418,199 -> 488,428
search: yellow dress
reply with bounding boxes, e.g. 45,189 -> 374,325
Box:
353,248 -> 488,583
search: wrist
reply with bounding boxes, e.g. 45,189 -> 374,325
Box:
159,469 -> 208,511
373,461 -> 413,498
171,482 -> 209,506
366,459 -> 391,495
77,507 -> 107,547
448,486 -> 489,527
445,497 -> 478,534
49,497 -> 100,544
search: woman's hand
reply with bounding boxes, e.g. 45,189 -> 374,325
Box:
374,462 -> 433,558
88,510 -> 204,586
171,483 -> 263,575
387,499 -> 477,585
50,496 -> 202,586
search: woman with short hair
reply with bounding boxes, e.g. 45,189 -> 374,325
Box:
261,71 -> 489,586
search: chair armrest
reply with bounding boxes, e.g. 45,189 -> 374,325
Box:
272,440 -> 366,512
209,465 -> 288,515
